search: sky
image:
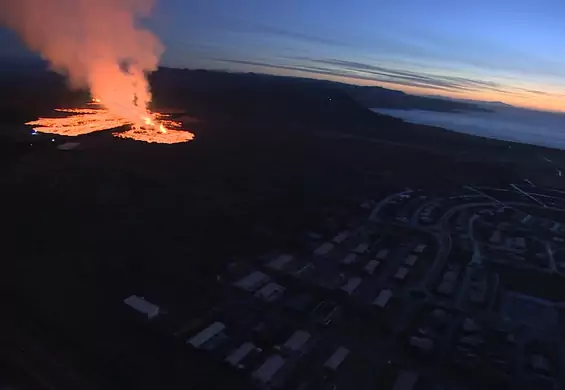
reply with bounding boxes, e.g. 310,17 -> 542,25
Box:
3,0 -> 565,111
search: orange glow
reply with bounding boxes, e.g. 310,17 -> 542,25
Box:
27,101 -> 195,144
265,66 -> 565,112
0,0 -> 175,141
370,82 -> 565,113
115,126 -> 192,144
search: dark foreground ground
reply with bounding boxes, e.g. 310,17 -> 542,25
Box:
1,68 -> 565,390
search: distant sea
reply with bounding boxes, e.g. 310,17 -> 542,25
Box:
371,106 -> 565,150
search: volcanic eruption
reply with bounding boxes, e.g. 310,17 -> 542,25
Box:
0,0 -> 194,143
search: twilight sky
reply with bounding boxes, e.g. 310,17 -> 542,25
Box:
4,0 -> 565,111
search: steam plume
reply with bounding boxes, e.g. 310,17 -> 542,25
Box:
0,0 -> 164,124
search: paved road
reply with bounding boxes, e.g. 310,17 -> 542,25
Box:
416,199 -> 565,294
418,203 -> 485,292
451,214 -> 482,309
477,184 -> 565,203
545,242 -> 557,273
410,199 -> 436,227
368,189 -> 412,221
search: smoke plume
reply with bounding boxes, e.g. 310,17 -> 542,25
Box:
0,0 -> 164,123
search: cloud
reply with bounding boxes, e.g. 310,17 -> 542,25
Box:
306,58 -> 512,93
216,19 -> 347,49
213,57 -> 524,95
246,24 -> 347,47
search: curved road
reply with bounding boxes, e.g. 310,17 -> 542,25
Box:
416,200 -> 565,293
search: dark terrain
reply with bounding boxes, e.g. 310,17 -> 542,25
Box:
1,65 -> 565,390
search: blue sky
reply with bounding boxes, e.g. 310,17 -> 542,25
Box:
4,0 -> 565,110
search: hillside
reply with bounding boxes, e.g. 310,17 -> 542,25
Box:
150,67 -> 491,113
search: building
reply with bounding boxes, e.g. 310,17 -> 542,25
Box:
551,222 -> 562,233
469,277 -> 488,304
324,347 -> 349,371
341,253 -> 358,265
443,270 -> 458,282
364,260 -> 380,275
252,355 -> 285,385
373,289 -> 392,308
490,230 -> 502,244
57,141 -> 80,150
507,237 -> 526,251
124,295 -> 160,319
188,322 -> 226,348
410,337 -> 434,353
531,354 -> 550,373
394,267 -> 409,281
375,249 -> 389,260
225,342 -> 256,367
267,254 -> 293,271
432,308 -> 447,319
332,231 -> 349,244
353,243 -> 369,254
340,277 -> 362,295
459,335 -> 483,347
314,242 -> 335,256
234,271 -> 270,292
294,263 -> 314,277
283,330 -> 311,352
254,282 -> 286,302
436,281 -> 455,296
413,244 -> 427,253
392,371 -> 419,390
462,318 -> 480,333
404,255 -> 418,266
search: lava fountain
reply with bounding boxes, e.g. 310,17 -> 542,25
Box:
26,99 -> 195,144
1,0 -> 193,144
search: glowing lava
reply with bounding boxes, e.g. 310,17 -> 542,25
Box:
27,99 -> 195,144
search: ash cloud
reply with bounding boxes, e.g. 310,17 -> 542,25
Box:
0,0 -> 164,121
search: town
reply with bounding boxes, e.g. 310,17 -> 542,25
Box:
123,182 -> 565,390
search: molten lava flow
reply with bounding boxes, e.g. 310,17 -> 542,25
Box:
26,99 -> 195,144
1,0 -> 178,143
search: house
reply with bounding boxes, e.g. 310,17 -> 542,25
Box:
531,354 -> 550,373
462,318 -> 480,333
490,230 -> 502,244
340,277 -> 362,295
314,242 -> 335,256
404,255 -> 418,266
324,347 -> 349,371
375,249 -> 389,260
436,281 -> 454,296
364,260 -> 380,275
394,267 -> 409,281
341,253 -> 358,265
188,322 -> 226,348
283,330 -> 311,352
234,271 -> 270,292
332,231 -> 349,244
252,355 -> 285,385
410,337 -> 434,353
373,289 -> 392,308
254,282 -> 286,302
413,244 -> 427,253
392,371 -> 420,390
225,342 -> 256,367
57,142 -> 80,150
124,295 -> 160,319
267,254 -> 293,271
353,243 -> 369,254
